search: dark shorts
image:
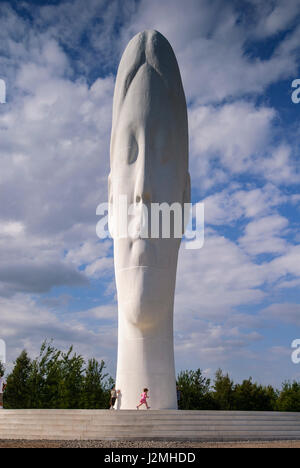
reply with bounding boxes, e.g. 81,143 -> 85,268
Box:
111,397 -> 116,406
0,393 -> 3,405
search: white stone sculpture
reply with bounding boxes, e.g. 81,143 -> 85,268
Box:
109,30 -> 190,409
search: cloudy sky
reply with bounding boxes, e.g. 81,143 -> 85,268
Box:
0,0 -> 300,387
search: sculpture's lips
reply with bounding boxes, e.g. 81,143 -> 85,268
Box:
114,237 -> 179,270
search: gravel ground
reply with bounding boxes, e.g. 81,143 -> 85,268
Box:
0,439 -> 300,448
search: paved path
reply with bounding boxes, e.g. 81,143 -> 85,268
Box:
0,439 -> 300,448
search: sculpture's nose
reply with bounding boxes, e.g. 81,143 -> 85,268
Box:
135,176 -> 152,205
135,147 -> 152,205
131,150 -> 152,238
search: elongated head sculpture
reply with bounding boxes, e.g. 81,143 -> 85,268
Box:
109,30 -> 190,409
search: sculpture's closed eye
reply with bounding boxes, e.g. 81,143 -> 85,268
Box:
128,136 -> 139,164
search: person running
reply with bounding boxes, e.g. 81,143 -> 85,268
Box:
136,388 -> 150,409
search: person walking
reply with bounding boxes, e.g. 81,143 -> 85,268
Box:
109,386 -> 118,410
136,388 -> 150,410
176,386 -> 182,409
0,373 -> 6,409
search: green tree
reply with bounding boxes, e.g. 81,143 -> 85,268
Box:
4,350 -> 32,409
276,381 -> 300,412
0,361 -> 5,378
213,368 -> 234,410
232,377 -> 277,411
30,341 -> 85,409
177,369 -> 217,410
81,358 -> 110,409
59,346 -> 85,408
4,341 -> 115,409
30,341 -> 62,408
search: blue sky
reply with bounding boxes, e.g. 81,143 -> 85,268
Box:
0,0 -> 299,388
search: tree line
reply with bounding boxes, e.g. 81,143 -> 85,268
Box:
177,368 -> 300,412
1,342 -> 300,411
1,342 -> 113,409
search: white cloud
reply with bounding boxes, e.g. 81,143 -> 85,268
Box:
121,0 -> 300,103
203,183 -> 286,226
189,100 -> 299,191
258,144 -> 299,184
174,319 -> 262,366
66,240 -> 111,266
277,278 -> 300,289
260,303 -> 300,327
250,0 -> 300,38
0,221 -> 25,237
0,294 -> 118,374
84,257 -> 114,279
266,244 -> 300,280
79,304 -> 117,321
238,215 -> 289,255
176,233 -> 266,321
0,28 -> 115,296
189,101 -> 276,190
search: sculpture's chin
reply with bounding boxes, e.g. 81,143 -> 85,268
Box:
122,299 -> 164,332
116,265 -> 177,333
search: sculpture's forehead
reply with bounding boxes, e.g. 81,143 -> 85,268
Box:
112,30 -> 186,127
117,30 -> 179,100
112,71 -> 183,172
117,64 -> 174,131
110,30 -> 188,172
